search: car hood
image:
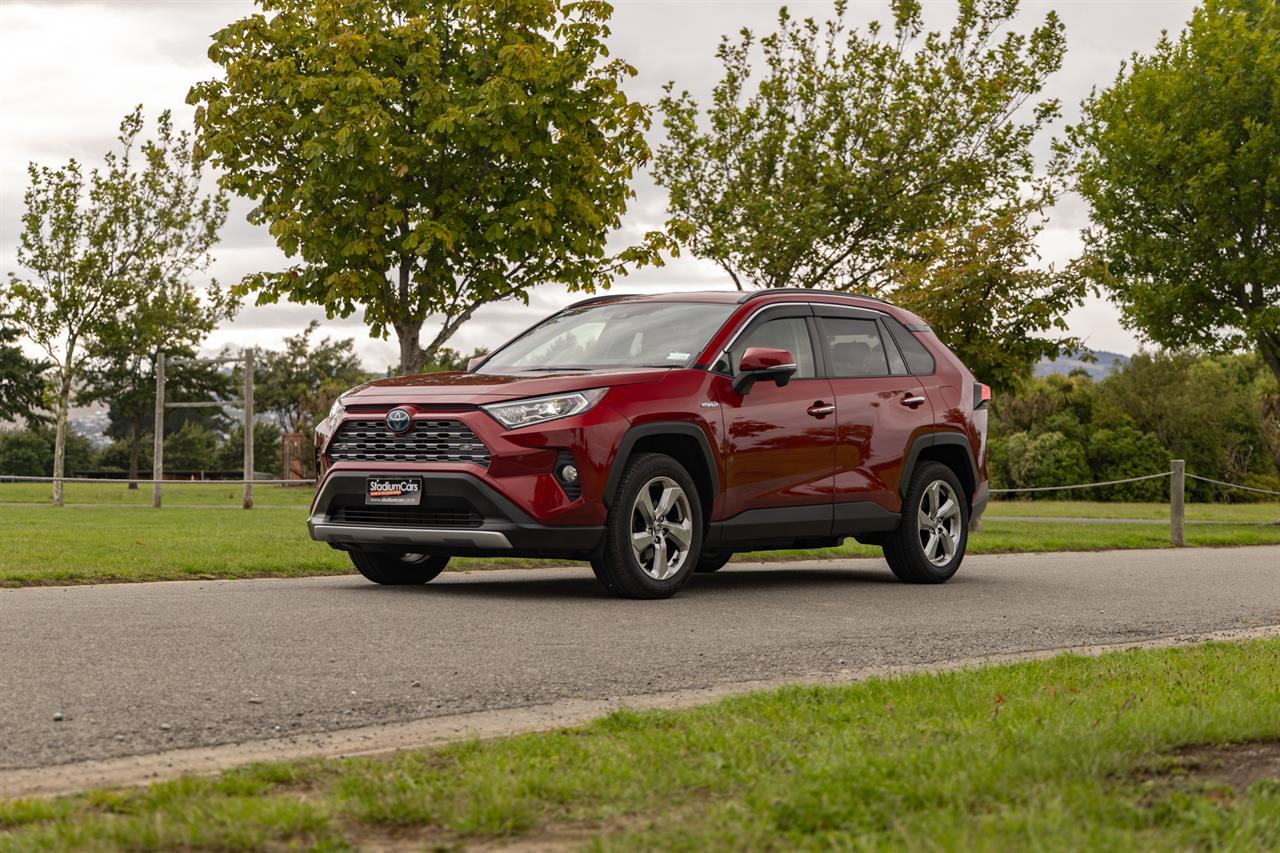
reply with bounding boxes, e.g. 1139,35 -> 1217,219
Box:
342,367 -> 671,405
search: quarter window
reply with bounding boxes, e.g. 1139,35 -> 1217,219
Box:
882,316 -> 937,375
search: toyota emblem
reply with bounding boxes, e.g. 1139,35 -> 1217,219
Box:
385,407 -> 413,434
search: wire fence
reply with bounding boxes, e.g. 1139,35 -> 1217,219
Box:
989,472 -> 1172,495
991,469 -> 1280,498
0,475 -> 315,486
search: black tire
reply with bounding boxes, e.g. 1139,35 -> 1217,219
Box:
883,462 -> 968,584
694,551 -> 734,573
591,453 -> 703,599
349,551 -> 449,586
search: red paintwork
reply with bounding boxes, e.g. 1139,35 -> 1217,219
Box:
313,291 -> 989,535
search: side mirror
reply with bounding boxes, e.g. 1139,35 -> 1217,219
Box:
733,346 -> 798,394
466,355 -> 487,372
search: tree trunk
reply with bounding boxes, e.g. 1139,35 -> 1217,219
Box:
127,413 -> 142,490
1258,330 -> 1280,392
393,318 -> 426,375
52,371 -> 72,507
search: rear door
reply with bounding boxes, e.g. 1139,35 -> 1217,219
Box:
707,305 -> 837,539
811,306 -> 933,522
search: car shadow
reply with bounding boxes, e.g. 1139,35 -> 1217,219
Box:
346,563 -> 903,601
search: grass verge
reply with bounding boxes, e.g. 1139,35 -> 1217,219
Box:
2,503 -> 1279,587
3,638 -> 1280,850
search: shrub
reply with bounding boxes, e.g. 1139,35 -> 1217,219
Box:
1002,431 -> 1091,498
1086,426 -> 1168,502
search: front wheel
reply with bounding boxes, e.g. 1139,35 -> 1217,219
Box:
349,551 -> 449,586
882,462 -> 968,584
591,453 -> 703,599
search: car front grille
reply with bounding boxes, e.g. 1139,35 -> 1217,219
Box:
328,418 -> 491,466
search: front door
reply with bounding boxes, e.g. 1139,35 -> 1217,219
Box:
708,306 -> 837,540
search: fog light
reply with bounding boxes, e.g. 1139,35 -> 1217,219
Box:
560,464 -> 579,483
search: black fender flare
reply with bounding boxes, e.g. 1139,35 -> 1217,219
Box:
604,421 -> 721,508
900,432 -> 979,498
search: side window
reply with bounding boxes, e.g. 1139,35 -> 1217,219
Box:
879,320 -> 909,375
735,317 -> 816,378
817,317 -> 890,378
883,316 -> 936,375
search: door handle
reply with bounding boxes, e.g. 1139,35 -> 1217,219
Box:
901,395 -> 926,408
807,402 -> 836,418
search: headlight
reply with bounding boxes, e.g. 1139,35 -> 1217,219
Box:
482,389 -> 607,429
327,396 -> 346,427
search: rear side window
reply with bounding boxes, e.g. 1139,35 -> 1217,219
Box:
883,316 -> 936,375
816,317 -> 890,378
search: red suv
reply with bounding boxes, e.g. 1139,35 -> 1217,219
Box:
310,290 -> 989,598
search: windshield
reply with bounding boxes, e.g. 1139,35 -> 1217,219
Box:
477,301 -> 735,373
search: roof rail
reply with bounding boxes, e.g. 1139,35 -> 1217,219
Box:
564,293 -> 631,309
736,288 -> 889,305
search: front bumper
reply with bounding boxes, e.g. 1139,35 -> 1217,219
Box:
308,471 -> 604,558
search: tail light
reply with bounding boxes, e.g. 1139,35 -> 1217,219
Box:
973,382 -> 991,410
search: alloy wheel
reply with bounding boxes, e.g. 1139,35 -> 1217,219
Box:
916,479 -> 962,567
630,476 -> 694,580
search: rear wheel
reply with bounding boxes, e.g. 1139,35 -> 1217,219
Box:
694,551 -> 734,573
349,551 -> 449,586
591,453 -> 703,599
882,462 -> 968,584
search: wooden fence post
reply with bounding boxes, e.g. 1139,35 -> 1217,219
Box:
1170,459 -> 1185,547
152,352 -> 165,509
243,348 -> 255,510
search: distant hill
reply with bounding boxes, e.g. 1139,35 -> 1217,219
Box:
1034,350 -> 1130,382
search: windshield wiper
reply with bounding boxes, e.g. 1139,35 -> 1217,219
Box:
519,366 -> 595,372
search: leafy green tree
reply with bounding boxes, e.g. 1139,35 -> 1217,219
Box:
0,430 -> 49,477
0,313 -> 48,427
4,108 -> 228,505
888,200 -> 1086,391
215,422 -> 282,474
97,436 -> 153,474
79,114 -> 232,487
654,0 -> 1075,384
1071,0 -> 1280,390
190,0 -> 670,375
163,422 -> 219,472
248,321 -> 369,434
0,427 -> 94,478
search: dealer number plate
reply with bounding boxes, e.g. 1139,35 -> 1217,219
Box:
365,476 -> 423,506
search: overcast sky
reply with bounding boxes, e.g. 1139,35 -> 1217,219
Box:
0,0 -> 1199,370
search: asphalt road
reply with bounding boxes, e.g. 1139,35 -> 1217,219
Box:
3,546 -> 1279,772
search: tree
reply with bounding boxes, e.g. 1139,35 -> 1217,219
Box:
0,313 -> 48,427
655,0 -> 1066,291
887,198 -> 1085,391
190,0 -> 671,375
249,321 -> 369,435
1071,0 -> 1280,390
4,108 -> 228,505
215,422 -> 282,473
163,422 -> 219,472
79,113 -> 232,487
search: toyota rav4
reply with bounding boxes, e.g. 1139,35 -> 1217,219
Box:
310,289 -> 990,598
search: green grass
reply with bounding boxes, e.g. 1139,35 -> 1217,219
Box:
0,481 -> 315,507
987,499 -> 1280,523
2,499 -> 1279,587
4,638 -> 1280,850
